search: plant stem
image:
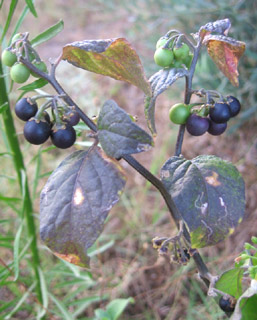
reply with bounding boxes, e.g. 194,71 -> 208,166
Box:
174,39 -> 203,156
0,61 -> 43,306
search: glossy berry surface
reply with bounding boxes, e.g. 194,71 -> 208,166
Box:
10,63 -> 30,83
209,102 -> 231,123
169,103 -> 191,124
51,125 -> 76,149
15,98 -> 38,121
208,119 -> 227,136
186,114 -> 209,136
63,111 -> 80,126
219,296 -> 235,313
1,49 -> 17,67
227,96 -> 241,117
154,48 -> 174,68
24,119 -> 51,145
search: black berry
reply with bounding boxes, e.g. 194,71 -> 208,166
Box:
209,102 -> 231,123
186,114 -> 209,136
208,119 -> 227,136
51,125 -> 76,149
227,96 -> 241,117
219,296 -> 236,313
15,98 -> 38,121
24,118 -> 51,145
62,110 -> 80,126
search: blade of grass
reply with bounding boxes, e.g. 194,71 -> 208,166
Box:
8,4 -> 30,45
4,282 -> 36,320
36,267 -> 48,319
30,20 -> 64,47
0,58 -> 44,306
0,299 -> 18,314
13,221 -> 24,280
0,0 -> 18,44
25,0 -> 37,17
49,293 -> 75,320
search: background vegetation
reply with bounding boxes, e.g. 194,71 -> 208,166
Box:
0,0 -> 256,319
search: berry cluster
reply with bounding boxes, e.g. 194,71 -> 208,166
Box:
1,33 -> 47,83
154,36 -> 193,69
15,97 -> 80,149
169,96 -> 241,136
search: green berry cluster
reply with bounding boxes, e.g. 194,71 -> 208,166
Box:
15,97 -> 80,149
169,95 -> 241,136
1,33 -> 47,83
154,36 -> 193,69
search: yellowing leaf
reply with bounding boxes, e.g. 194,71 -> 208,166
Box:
62,38 -> 152,96
204,35 -> 245,87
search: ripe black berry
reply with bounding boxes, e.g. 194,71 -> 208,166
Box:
51,125 -> 76,149
209,102 -> 231,123
227,96 -> 241,117
219,296 -> 236,313
24,118 -> 51,145
62,110 -> 80,126
186,114 -> 209,136
208,119 -> 227,136
15,98 -> 38,121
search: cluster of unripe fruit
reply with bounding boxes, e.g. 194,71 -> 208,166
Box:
169,96 -> 241,136
15,97 -> 80,149
1,33 -> 47,83
154,36 -> 193,69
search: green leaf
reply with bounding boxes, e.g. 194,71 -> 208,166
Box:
87,240 -> 115,257
25,0 -> 37,17
0,0 -> 18,44
18,78 -> 48,92
40,146 -> 126,267
0,102 -> 8,114
30,19 -> 64,47
145,68 -> 188,135
9,4 -> 31,46
97,100 -> 153,158
161,155 -> 245,248
231,280 -> 257,320
106,298 -> 134,320
95,309 -> 111,320
36,267 -> 48,319
215,268 -> 244,299
62,38 -> 151,96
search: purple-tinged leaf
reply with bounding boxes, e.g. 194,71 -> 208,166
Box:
161,155 -> 245,248
40,146 -> 126,267
61,38 -> 151,96
204,35 -> 245,87
145,68 -> 188,135
198,18 -> 231,40
97,100 -> 153,158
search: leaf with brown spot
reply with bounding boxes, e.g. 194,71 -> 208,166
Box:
198,18 -> 231,40
204,35 -> 245,87
40,146 -> 126,267
161,155 -> 245,248
61,38 -> 152,96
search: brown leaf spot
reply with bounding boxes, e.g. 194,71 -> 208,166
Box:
73,187 -> 85,206
54,252 -> 81,265
205,171 -> 221,186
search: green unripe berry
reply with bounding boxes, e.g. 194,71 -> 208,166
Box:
31,61 -> 47,77
244,243 -> 256,251
10,63 -> 30,83
156,37 -> 169,49
169,103 -> 191,124
183,52 -> 193,69
1,49 -> 17,67
173,43 -> 190,61
154,48 -> 174,68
